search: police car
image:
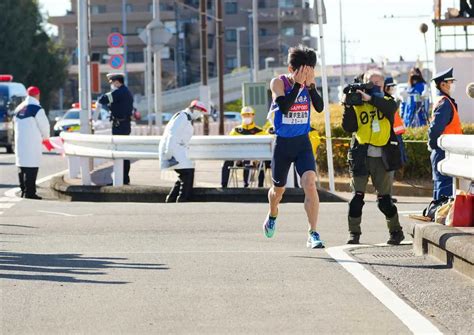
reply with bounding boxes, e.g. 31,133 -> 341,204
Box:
0,75 -> 27,153
53,103 -> 111,136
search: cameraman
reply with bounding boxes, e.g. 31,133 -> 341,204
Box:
342,69 -> 404,245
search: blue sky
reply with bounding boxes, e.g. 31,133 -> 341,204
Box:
39,0 -> 436,65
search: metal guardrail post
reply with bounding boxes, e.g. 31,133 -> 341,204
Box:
113,159 -> 124,187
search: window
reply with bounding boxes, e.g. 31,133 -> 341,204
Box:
258,0 -> 266,8
164,21 -> 177,34
225,1 -> 238,14
279,0 -> 295,8
126,4 -> 133,13
91,5 -> 106,14
111,27 -> 119,33
127,51 -> 144,63
259,28 -> 268,36
208,34 -> 214,48
148,3 -> 153,12
226,56 -> 237,69
281,27 -> 295,36
225,29 -> 237,42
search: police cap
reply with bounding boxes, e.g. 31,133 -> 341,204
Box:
432,67 -> 456,85
106,73 -> 125,82
384,77 -> 396,87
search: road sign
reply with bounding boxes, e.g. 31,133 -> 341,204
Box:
109,55 -> 124,69
108,47 -> 124,55
107,33 -> 124,48
91,62 -> 101,94
138,19 -> 173,51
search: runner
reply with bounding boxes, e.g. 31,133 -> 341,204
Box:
263,45 -> 324,248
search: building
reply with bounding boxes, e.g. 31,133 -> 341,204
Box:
432,0 -> 474,123
49,0 -> 319,105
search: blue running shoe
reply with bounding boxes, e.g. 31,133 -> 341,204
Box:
307,231 -> 324,248
263,215 -> 277,238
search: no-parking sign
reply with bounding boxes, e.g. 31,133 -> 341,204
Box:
109,55 -> 124,69
107,33 -> 124,48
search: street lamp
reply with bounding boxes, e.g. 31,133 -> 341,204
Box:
265,57 -> 275,69
235,26 -> 247,68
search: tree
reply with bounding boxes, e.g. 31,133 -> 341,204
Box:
0,0 -> 68,113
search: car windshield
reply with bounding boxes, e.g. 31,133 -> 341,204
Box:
64,110 -> 80,119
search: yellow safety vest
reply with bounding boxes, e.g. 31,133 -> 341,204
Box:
353,100 -> 391,146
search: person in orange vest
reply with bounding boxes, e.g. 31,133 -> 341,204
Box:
384,77 -> 407,166
428,68 -> 463,200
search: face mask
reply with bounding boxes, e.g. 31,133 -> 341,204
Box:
191,110 -> 202,120
110,84 -> 116,91
242,117 -> 253,125
449,83 -> 456,95
388,87 -> 396,96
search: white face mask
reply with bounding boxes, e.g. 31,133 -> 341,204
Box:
191,109 -> 202,120
388,87 -> 396,96
242,117 -> 253,125
449,83 -> 456,95
110,84 -> 117,91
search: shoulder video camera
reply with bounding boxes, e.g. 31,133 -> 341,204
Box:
343,81 -> 374,106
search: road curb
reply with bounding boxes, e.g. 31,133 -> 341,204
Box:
405,221 -> 474,279
50,175 -> 347,203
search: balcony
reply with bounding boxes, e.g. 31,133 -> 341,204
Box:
257,7 -> 317,24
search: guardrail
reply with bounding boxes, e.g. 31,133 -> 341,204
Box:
61,132 -> 274,186
437,134 -> 474,193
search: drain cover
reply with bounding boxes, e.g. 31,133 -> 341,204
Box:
370,250 -> 415,259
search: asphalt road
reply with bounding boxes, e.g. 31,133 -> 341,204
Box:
2,186 -> 471,334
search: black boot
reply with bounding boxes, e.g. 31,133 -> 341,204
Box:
347,232 -> 361,244
177,169 -> 194,202
166,180 -> 181,203
387,230 -> 405,245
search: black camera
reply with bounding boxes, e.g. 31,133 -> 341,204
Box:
343,82 -> 374,106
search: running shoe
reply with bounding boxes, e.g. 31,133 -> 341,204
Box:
263,215 -> 277,238
307,231 -> 324,249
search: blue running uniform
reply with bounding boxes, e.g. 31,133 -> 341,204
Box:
269,75 -> 316,187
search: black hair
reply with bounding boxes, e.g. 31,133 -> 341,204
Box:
287,44 -> 317,70
408,67 -> 426,86
115,77 -> 125,84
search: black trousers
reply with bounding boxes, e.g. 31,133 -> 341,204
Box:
18,167 -> 39,197
112,125 -> 131,184
124,160 -> 130,185
166,168 -> 195,203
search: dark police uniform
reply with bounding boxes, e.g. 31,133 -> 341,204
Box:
428,68 -> 463,200
98,73 -> 134,184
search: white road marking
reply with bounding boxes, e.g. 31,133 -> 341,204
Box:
0,203 -> 15,209
326,245 -> 442,335
398,210 -> 423,215
0,197 -> 22,202
37,210 -> 92,217
0,211 -> 3,215
4,169 -> 68,198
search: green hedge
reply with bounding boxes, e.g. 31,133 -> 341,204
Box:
315,124 -> 474,180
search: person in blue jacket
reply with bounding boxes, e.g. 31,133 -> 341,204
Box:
98,73 -> 134,185
400,67 -> 430,127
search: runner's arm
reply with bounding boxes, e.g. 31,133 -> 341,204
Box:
270,77 -> 301,116
308,84 -> 324,113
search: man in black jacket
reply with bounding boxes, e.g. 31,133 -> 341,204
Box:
342,69 -> 404,245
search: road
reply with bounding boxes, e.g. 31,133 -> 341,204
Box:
1,149 -> 472,334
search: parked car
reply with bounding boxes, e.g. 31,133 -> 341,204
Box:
53,104 -> 111,136
0,74 -> 27,153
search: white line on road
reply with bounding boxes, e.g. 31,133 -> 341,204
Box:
326,245 -> 442,335
0,197 -> 22,202
398,210 -> 423,215
37,210 -> 92,217
0,203 -> 15,209
4,169 -> 68,198
0,211 -> 3,215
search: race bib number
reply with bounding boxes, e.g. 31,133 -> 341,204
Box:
282,109 -> 309,125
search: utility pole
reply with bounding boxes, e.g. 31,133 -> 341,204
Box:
200,0 -> 210,135
235,27 -> 246,69
153,0 -> 163,134
216,0 -> 224,135
77,0 -> 91,185
121,0 -> 128,85
252,0 -> 259,82
339,0 -> 345,90
316,0 -> 335,193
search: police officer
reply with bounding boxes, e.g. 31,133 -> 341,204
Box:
98,73 -> 134,185
428,68 -> 463,200
342,69 -> 404,245
221,106 -> 269,188
14,86 -> 50,199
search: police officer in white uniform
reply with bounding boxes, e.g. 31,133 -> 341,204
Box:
159,100 -> 208,202
14,86 -> 50,199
